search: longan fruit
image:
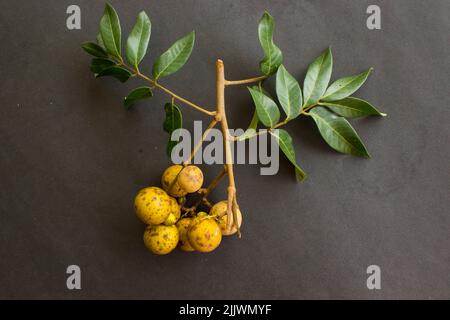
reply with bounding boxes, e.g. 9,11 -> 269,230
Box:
161,165 -> 188,197
143,225 -> 179,255
178,165 -> 203,193
134,187 -> 171,225
210,200 -> 242,236
188,213 -> 222,253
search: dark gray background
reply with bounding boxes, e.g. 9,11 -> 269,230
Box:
1,0 -> 449,299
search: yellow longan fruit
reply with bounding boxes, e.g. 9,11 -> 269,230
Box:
161,165 -> 188,197
163,197 -> 181,226
134,187 -> 171,225
210,200 -> 242,236
176,218 -> 195,252
143,225 -> 179,255
178,165 -> 203,193
188,213 -> 222,253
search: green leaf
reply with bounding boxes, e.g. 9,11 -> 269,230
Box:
81,42 -> 108,58
252,84 -> 271,96
100,3 -> 122,58
248,86 -> 280,128
258,11 -> 283,76
97,33 -> 106,49
152,31 -> 195,80
123,86 -> 153,109
238,110 -> 259,141
126,11 -> 151,69
163,102 -> 183,157
276,65 -> 302,120
309,106 -> 369,157
96,65 -> 132,82
90,58 -> 116,74
321,68 -> 373,101
270,129 -> 307,181
238,85 -> 269,141
319,97 -> 386,118
303,48 -> 333,108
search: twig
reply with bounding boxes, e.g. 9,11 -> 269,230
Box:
302,103 -> 318,113
225,75 -> 267,86
187,166 -> 227,213
118,61 -> 216,116
216,60 -> 240,237
202,166 -> 227,199
270,103 -> 318,129
272,119 -> 289,129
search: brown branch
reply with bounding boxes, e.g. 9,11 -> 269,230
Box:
151,78 -> 217,116
202,166 -> 227,199
216,60 -> 241,237
118,61 -> 216,116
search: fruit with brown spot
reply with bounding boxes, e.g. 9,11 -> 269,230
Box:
176,218 -> 195,252
161,165 -> 188,197
163,196 -> 181,225
210,200 -> 242,236
143,224 -> 179,255
187,213 -> 222,252
134,187 -> 171,225
178,165 -> 204,193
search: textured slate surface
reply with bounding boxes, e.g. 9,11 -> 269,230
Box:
0,0 -> 449,299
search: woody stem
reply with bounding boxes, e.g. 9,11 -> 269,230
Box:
117,61 -> 216,116
216,59 -> 241,237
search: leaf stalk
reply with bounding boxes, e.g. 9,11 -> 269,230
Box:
225,75 -> 267,86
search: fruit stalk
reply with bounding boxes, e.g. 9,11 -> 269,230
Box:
216,59 -> 241,237
192,166 -> 227,210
